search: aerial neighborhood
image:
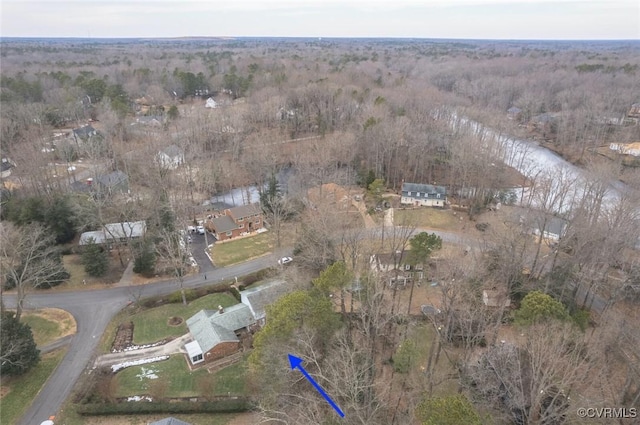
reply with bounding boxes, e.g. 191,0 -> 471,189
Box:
1,34 -> 640,425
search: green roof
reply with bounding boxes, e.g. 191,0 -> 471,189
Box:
186,303 -> 255,353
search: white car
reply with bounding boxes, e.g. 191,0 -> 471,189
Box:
278,256 -> 293,265
196,226 -> 205,235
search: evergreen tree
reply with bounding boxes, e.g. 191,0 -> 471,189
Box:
81,239 -> 109,277
0,312 -> 40,376
132,239 -> 156,276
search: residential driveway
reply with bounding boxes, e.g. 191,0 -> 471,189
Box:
4,255 -> 276,425
189,231 -> 216,272
93,334 -> 192,369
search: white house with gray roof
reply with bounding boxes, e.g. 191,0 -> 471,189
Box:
156,144 -> 185,169
400,182 -> 447,207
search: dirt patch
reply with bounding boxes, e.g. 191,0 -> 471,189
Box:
167,316 -> 184,327
112,322 -> 134,351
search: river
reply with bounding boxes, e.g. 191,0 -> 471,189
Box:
449,114 -> 633,212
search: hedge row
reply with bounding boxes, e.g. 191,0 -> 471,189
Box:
76,398 -> 251,416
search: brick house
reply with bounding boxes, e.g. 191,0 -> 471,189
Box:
185,303 -> 255,365
210,203 -> 263,241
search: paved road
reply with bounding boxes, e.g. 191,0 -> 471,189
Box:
4,223 -> 606,425
4,254 -> 277,425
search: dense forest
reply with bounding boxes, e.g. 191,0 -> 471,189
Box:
1,38 -> 640,424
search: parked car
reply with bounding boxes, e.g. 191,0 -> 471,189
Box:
196,226 -> 205,235
278,256 -> 293,265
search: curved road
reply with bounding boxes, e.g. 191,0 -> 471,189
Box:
4,253 -> 278,425
5,225 -> 605,425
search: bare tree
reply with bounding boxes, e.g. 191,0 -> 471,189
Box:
468,322 -> 592,425
0,223 -> 67,321
155,228 -> 192,305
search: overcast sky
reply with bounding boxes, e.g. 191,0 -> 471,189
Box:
1,0 -> 638,40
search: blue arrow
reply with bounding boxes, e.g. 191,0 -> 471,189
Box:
288,354 -> 345,418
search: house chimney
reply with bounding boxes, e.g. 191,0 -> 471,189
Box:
218,305 -> 224,314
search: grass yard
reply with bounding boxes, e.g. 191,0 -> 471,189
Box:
129,293 -> 238,345
0,348 -> 68,425
211,232 -> 273,267
61,253 -> 126,290
409,324 -> 459,395
114,355 -> 247,398
21,308 -> 77,347
395,208 -> 464,232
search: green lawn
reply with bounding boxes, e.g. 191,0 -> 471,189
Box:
211,233 -> 273,267
12,309 -> 77,348
130,293 -> 238,345
22,314 -> 60,347
212,360 -> 247,395
114,355 -> 247,398
395,208 -> 463,231
0,348 -> 67,425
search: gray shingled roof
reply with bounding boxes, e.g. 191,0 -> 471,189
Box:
162,144 -> 183,158
104,221 -> 146,239
401,182 -> 446,199
228,203 -> 261,220
186,304 -> 255,354
72,125 -> 96,138
240,279 -> 289,321
149,418 -> 192,425
79,221 -> 146,246
96,170 -> 128,187
211,215 -> 238,233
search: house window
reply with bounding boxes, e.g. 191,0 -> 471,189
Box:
255,218 -> 260,224
226,231 -> 232,237
238,217 -> 244,222
407,191 -> 412,196
416,192 -> 420,197
437,193 -> 441,198
239,224 -> 244,229
404,264 -> 411,271
192,354 -> 203,362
